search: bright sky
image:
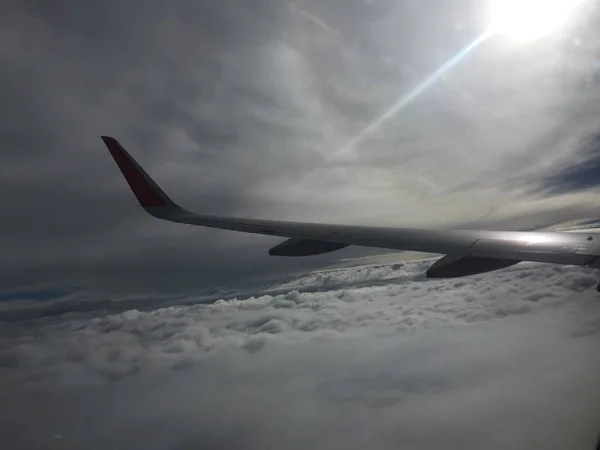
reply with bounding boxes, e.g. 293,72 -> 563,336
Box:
489,0 -> 586,42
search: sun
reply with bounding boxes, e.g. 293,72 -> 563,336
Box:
488,0 -> 585,43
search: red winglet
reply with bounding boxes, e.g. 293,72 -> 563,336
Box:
101,136 -> 169,208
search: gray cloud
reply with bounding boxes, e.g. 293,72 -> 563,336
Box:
2,0 -> 600,299
2,260 -> 600,448
5,2 -> 600,448
536,132 -> 600,194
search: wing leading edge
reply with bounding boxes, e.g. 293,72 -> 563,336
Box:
101,136 -> 600,278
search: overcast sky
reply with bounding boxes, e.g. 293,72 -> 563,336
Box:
2,0 -> 600,302
5,2 -> 600,447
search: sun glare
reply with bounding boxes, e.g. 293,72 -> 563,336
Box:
489,0 -> 585,43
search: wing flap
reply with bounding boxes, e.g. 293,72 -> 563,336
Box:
268,238 -> 349,256
426,255 -> 521,278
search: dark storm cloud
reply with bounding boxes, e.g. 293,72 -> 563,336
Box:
2,0 -> 600,301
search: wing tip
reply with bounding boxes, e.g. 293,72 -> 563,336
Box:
100,135 -> 119,146
101,135 -> 171,209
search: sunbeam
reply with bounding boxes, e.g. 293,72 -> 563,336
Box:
332,31 -> 492,161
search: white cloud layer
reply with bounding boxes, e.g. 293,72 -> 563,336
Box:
2,260 -> 600,449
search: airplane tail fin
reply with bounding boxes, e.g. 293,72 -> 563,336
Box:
101,136 -> 185,218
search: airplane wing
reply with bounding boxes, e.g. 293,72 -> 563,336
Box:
101,136 -> 600,279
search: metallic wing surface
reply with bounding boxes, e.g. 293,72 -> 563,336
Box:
101,136 -> 600,279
